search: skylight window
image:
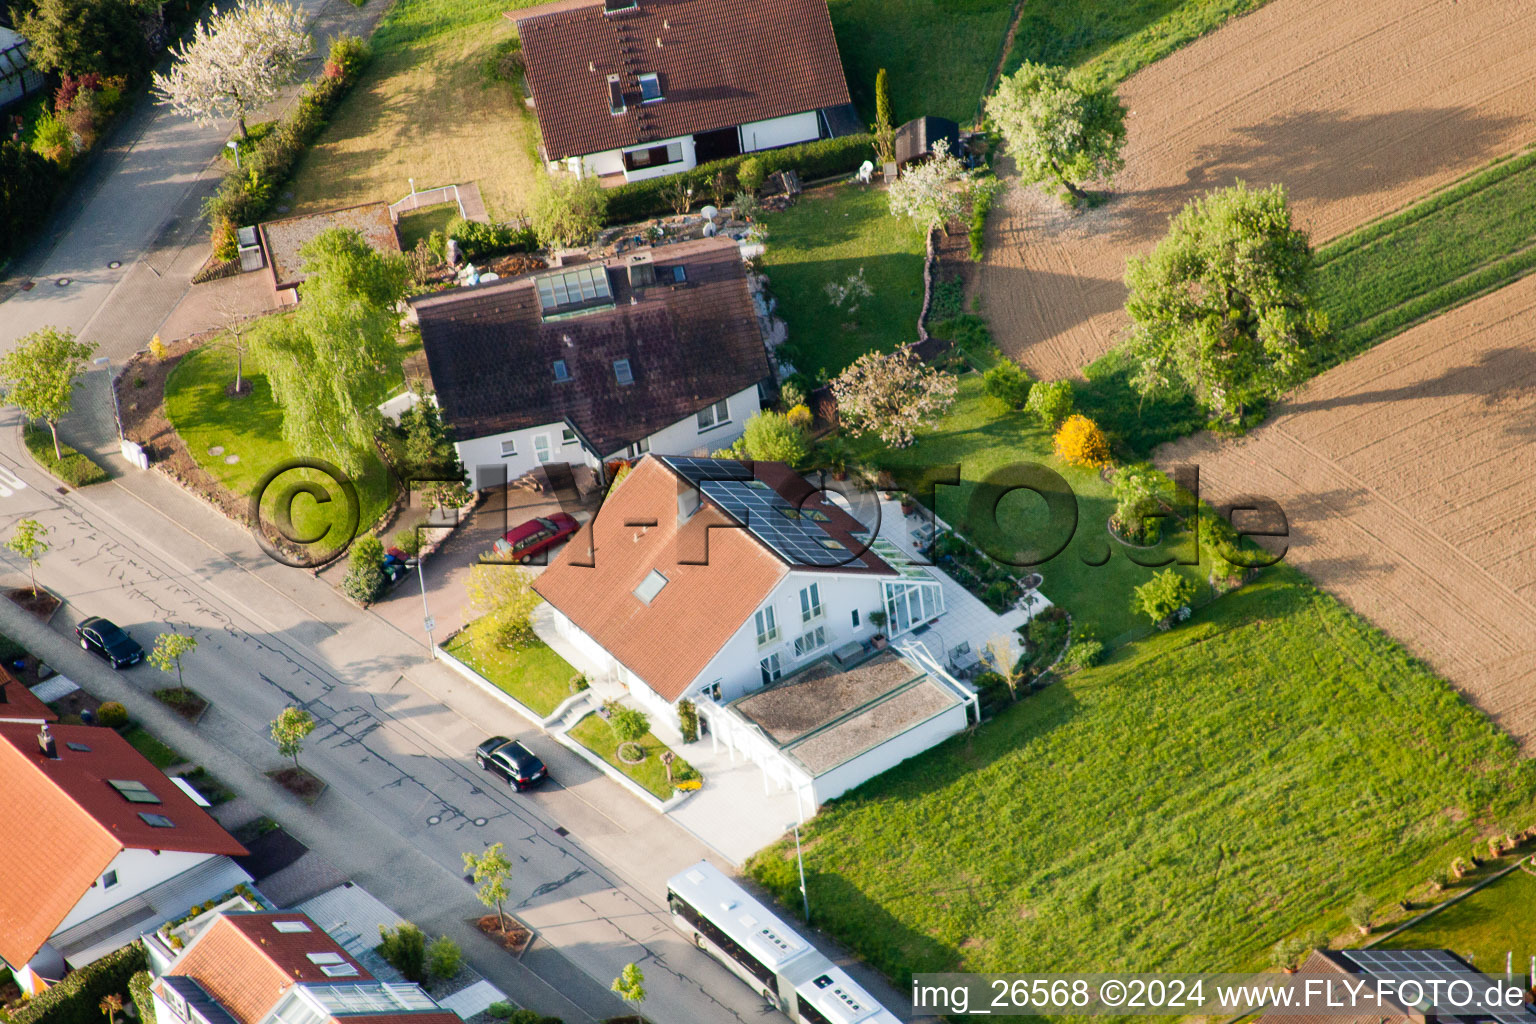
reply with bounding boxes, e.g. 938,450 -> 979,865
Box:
669,265 -> 686,283
138,812 -> 175,828
66,741 -> 91,752
552,359 -> 569,382
110,779 -> 162,804
306,953 -> 345,965
535,265 -> 613,319
633,569 -> 668,604
607,75 -> 625,115
613,359 -> 634,385
273,921 -> 312,933
320,964 -> 360,978
638,73 -> 662,102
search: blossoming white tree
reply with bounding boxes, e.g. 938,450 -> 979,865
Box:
152,0 -> 310,140
886,139 -> 976,234
986,61 -> 1126,203
831,348 -> 958,447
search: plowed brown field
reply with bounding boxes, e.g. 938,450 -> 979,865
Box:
1158,275 -> 1536,749
978,0 -> 1536,379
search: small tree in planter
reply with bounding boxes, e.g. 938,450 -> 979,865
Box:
149,631 -> 198,695
868,609 -> 887,637
677,700 -> 698,744
604,701 -> 650,763
1346,894 -> 1374,936
611,963 -> 646,1018
1271,936 -> 1310,973
270,706 -> 316,768
6,517 -> 49,596
463,842 -> 514,934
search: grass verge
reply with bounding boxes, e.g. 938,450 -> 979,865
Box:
123,725 -> 182,769
747,565 -> 1536,985
1380,867 -> 1536,968
567,713 -> 694,800
443,620 -> 580,717
285,0 -> 545,218
1007,0 -> 1270,90
852,372 -> 1210,642
164,345 -> 397,541
760,183 -> 927,379
396,203 -> 459,251
23,424 -> 109,486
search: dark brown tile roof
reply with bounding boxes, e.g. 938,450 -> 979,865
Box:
514,0 -> 851,160
0,667 -> 57,721
0,723 -> 246,969
413,237 -> 770,452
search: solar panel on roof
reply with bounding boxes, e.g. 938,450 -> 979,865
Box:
661,455 -> 753,484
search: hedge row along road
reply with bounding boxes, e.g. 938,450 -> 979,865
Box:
976,0 -> 1536,380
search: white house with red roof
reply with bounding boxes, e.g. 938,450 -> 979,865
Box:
532,455 -> 978,812
151,910 -> 463,1024
0,721 -> 250,994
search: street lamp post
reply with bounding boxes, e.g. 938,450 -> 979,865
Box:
787,821 -> 809,923
416,553 -> 436,658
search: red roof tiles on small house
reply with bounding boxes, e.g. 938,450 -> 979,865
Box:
514,0 -> 852,160
0,668 -> 57,722
0,722 -> 246,970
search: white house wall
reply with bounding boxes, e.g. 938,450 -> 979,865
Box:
740,111 -> 821,154
577,133 -> 698,183
604,383 -> 761,462
808,702 -> 969,806
54,849 -> 215,933
457,420 -> 596,491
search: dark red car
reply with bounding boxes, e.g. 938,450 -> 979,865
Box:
494,512 -> 579,563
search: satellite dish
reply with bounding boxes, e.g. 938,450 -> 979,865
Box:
702,221 -> 718,237
700,204 -> 719,221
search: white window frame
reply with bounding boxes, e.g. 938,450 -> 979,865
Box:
638,72 -> 663,102
534,434 -> 552,463
696,398 -> 730,432
755,606 -> 778,646
799,582 -> 823,623
101,870 -> 118,889
793,625 -> 826,658
500,438 -> 517,458
626,437 -> 650,458
561,427 -> 578,444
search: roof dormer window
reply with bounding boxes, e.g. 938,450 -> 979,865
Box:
608,75 -> 625,115
553,359 -> 569,382
638,73 -> 662,102
613,358 -> 634,385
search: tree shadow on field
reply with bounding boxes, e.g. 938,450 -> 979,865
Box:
1099,106 -> 1526,247
1282,345 -> 1536,414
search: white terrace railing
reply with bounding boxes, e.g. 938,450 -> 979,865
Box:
388,183 -> 465,223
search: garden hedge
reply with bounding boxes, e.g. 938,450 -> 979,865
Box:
202,36 -> 373,249
603,133 -> 875,226
1,141 -> 65,264
128,970 -> 157,1024
11,942 -> 147,1024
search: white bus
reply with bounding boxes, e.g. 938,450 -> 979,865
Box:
666,861 -> 903,1024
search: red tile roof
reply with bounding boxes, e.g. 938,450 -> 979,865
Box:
0,723 -> 246,970
0,669 -> 57,722
165,912 -> 372,1024
531,455 -> 891,702
414,237 -> 770,452
515,0 -> 851,160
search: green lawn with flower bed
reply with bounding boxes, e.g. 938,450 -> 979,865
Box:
748,565 -> 1536,988
443,618 -> 580,717
567,713 -> 695,800
1380,867 -> 1536,969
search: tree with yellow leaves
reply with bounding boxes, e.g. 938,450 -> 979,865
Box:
1052,414 -> 1111,469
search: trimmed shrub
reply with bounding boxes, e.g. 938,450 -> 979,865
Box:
736,156 -> 766,194
982,358 -> 1031,409
128,970 -> 156,1024
378,922 -> 427,982
677,699 -> 698,744
342,535 -> 386,605
1060,638 -> 1104,672
1025,379 -> 1073,428
1052,414 -> 1111,469
426,935 -> 462,980
11,942 -> 146,1024
447,216 -> 535,261
95,701 -> 128,727
604,134 -> 874,225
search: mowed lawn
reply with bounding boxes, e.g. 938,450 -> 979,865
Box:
855,373 -> 1210,644
760,184 -> 927,378
567,713 -> 695,800
1007,0 -> 1271,89
748,567 -> 1536,984
285,0 -> 545,219
1381,868 -> 1536,969
164,346 -> 397,541
443,621 -> 579,717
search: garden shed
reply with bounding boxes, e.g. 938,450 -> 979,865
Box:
894,116 -> 959,167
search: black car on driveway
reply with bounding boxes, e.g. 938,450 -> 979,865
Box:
475,736 -> 548,790
75,617 -> 145,669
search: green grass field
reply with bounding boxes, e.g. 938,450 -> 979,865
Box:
123,726 -> 182,770
1312,147 -> 1536,368
396,203 -> 459,252
286,0 -> 545,218
164,346 -> 396,543
853,373 -> 1210,643
443,621 -> 580,717
760,184 -> 927,379
1007,0 -> 1268,89
1381,868 -> 1536,970
748,566 -> 1536,985
567,713 -> 695,800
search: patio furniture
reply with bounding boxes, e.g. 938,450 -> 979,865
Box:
948,642 -> 980,676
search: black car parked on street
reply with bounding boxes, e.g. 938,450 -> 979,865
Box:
474,736 -> 549,790
75,617 -> 145,669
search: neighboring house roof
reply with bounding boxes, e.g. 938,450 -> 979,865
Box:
514,0 -> 851,160
531,455 -> 892,702
1258,949 -> 1536,1024
0,668 -> 57,721
414,237 -> 770,454
163,912 -> 371,1024
0,722 -> 246,970
259,202 -> 401,290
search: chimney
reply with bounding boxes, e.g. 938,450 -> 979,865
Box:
676,474 -> 701,523
626,251 -> 656,289
38,723 -> 57,759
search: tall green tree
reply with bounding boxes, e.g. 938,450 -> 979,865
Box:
462,843 -> 513,931
251,228 -> 410,475
15,0 -> 151,75
1123,181 -> 1325,424
0,328 -> 95,460
872,68 -> 895,166
987,62 -> 1126,202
